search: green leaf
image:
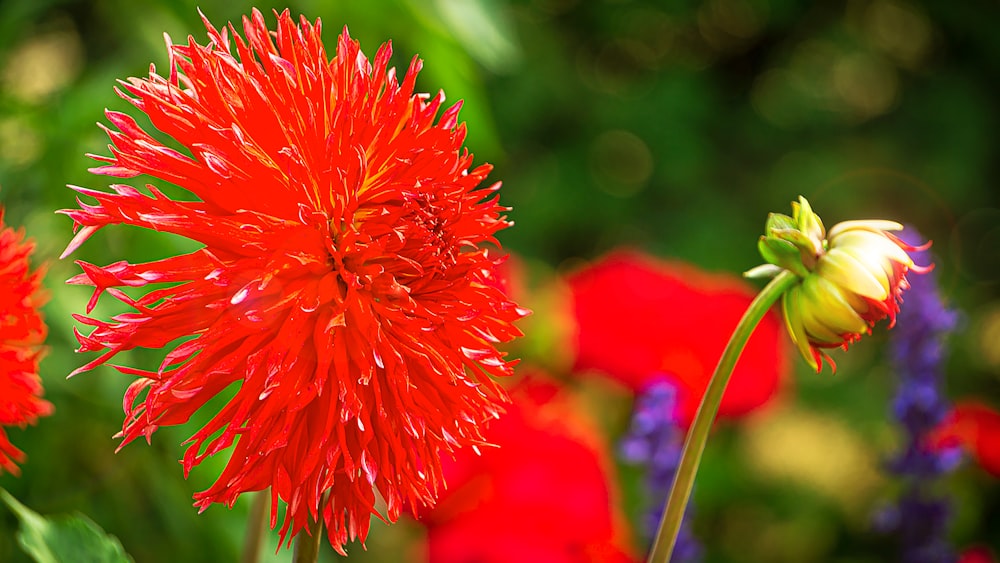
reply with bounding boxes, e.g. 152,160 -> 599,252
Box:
0,489 -> 133,563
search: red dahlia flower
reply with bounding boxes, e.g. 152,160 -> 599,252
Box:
0,208 -> 51,476
567,250 -> 788,426
61,9 -> 525,551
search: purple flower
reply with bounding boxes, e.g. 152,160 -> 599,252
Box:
620,379 -> 701,562
876,228 -> 962,563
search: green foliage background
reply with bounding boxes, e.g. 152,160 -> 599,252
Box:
1,0 -> 998,561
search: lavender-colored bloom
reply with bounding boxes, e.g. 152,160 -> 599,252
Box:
877,228 -> 962,563
620,379 -> 701,562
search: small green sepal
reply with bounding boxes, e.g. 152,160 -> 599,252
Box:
758,236 -> 811,278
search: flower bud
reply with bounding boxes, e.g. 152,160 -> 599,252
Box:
747,197 -> 931,372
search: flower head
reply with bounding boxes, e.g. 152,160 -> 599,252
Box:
748,196 -> 931,372
568,250 -> 788,426
0,208 -> 51,476
60,9 -> 525,551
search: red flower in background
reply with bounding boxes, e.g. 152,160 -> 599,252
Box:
61,9 -> 525,551
419,372 -> 637,563
567,250 -> 788,426
930,400 -> 1000,477
959,546 -> 998,563
0,208 -> 51,476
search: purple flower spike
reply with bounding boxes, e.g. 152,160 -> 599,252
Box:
877,228 -> 962,563
619,378 -> 701,562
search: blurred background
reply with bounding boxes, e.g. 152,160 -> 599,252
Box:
1,0 -> 998,561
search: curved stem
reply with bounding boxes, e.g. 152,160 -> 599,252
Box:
647,270 -> 797,563
241,490 -> 269,563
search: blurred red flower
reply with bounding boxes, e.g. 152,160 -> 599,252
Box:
930,400 -> 1000,477
0,209 -> 51,476
419,373 -> 637,563
959,546 -> 998,563
61,9 -> 525,551
567,249 -> 788,426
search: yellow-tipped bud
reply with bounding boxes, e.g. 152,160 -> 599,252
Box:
747,197 -> 931,372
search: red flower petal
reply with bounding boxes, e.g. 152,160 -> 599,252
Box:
62,9 -> 525,551
419,372 -> 638,562
0,208 -> 51,476
567,249 -> 789,426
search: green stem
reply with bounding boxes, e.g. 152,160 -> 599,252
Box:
241,490 -> 269,563
292,497 -> 326,563
647,270 -> 797,563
